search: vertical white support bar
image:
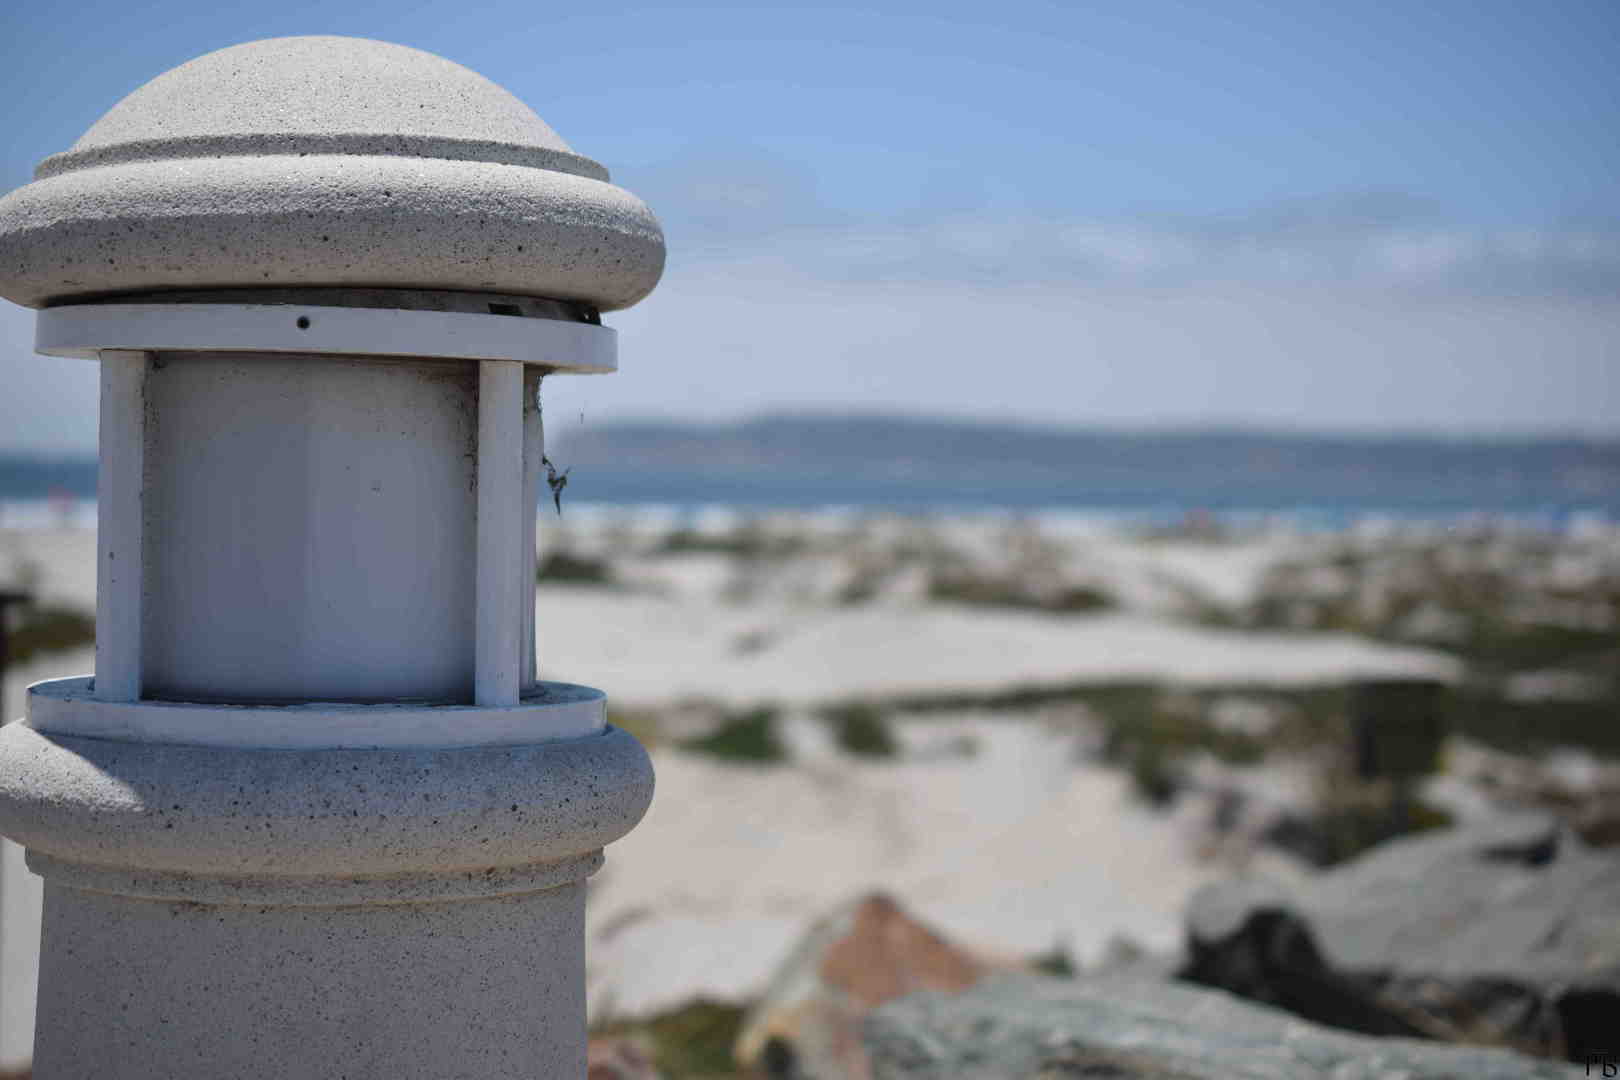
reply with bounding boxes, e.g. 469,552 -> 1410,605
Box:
95,350 -> 147,703
521,370 -> 542,694
475,360 -> 524,706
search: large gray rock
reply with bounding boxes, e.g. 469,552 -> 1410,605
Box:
864,975 -> 1582,1079
1182,814 -> 1620,1060
1265,815 -> 1618,984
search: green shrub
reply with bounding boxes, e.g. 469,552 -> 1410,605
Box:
658,525 -> 805,559
536,551 -> 612,585
822,704 -> 898,758
1032,943 -> 1077,977
591,998 -> 747,1078
681,708 -> 786,763
1129,743 -> 1181,807
1271,797 -> 1456,868
6,605 -> 95,664
1047,585 -> 1115,613
927,573 -> 1114,614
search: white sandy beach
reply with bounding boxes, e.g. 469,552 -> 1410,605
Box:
533,585 -> 1458,710
586,714 -> 1311,1018
0,514 -> 1539,1028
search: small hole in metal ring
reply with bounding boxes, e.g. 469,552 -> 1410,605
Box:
296,316 -> 311,330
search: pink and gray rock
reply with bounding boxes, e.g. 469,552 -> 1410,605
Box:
736,893 -> 997,1080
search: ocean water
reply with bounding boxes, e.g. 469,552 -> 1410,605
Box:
539,464 -> 1619,529
10,413 -> 1618,529
8,419 -> 1617,530
2,464 -> 1613,534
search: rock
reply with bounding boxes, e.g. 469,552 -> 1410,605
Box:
735,893 -> 994,1079
1443,739 -> 1620,847
1181,902 -> 1429,1039
586,1037 -> 663,1080
1182,814 -> 1620,1061
1089,933 -> 1181,982
863,974 -> 1582,1079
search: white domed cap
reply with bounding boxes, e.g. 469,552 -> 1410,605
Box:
0,36 -> 664,311
41,36 -> 604,180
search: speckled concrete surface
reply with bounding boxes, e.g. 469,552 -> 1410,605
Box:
0,723 -> 653,888
0,37 -> 664,310
0,722 -> 652,1077
45,36 -> 588,167
33,879 -> 588,1080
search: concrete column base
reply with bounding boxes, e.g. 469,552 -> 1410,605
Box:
0,688 -> 654,1080
35,877 -> 587,1078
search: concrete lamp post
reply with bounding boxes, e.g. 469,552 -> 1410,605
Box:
0,37 -> 662,1078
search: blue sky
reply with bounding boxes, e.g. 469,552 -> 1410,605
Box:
2,0 -> 1617,451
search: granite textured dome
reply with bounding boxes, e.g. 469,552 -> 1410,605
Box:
0,36 -> 664,310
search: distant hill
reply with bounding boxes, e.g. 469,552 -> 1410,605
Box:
5,415 -> 1617,516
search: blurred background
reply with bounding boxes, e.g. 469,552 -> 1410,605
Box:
1,2 -> 1617,1077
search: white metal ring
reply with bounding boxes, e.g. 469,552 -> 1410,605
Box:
27,676 -> 607,750
37,302 -> 616,372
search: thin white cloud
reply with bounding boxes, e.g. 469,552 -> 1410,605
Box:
563,259 -> 1619,436
673,214 -> 1620,296
631,155 -> 1620,297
